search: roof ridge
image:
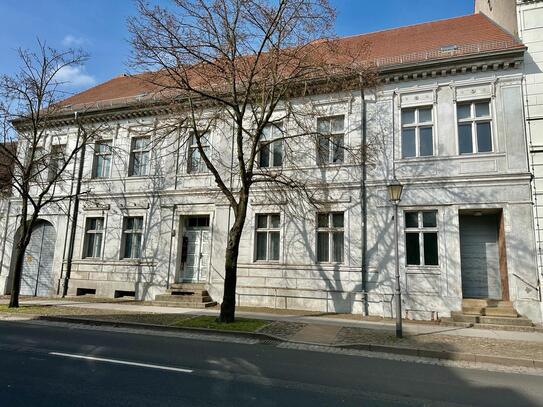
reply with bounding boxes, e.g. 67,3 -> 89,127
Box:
332,13 -> 479,42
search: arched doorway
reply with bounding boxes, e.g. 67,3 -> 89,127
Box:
18,220 -> 57,296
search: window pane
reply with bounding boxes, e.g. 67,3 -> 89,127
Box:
422,211 -> 437,228
331,116 -> 344,133
332,232 -> 344,263
405,212 -> 418,228
189,148 -> 200,173
94,233 -> 103,258
332,136 -> 344,163
94,156 -> 103,178
317,137 -> 329,164
124,234 -> 133,258
406,232 -> 420,265
419,127 -> 433,156
332,213 -> 344,228
317,214 -> 329,228
85,234 -> 95,258
259,143 -> 270,168
402,128 -> 416,158
270,232 -> 280,261
317,232 -> 329,262
476,122 -> 492,153
272,141 -> 283,167
475,102 -> 490,117
256,215 -> 268,229
317,118 -> 329,134
401,109 -> 415,125
457,104 -> 471,120
133,233 -> 142,258
458,124 -> 473,154
256,232 -> 268,260
134,217 -> 143,230
270,214 -> 280,228
423,232 -> 438,265
418,108 -> 432,123
103,156 -> 111,177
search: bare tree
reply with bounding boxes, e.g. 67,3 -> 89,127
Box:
0,41 -> 105,308
128,0 -> 376,322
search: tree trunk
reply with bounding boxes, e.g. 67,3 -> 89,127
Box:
219,193 -> 249,323
9,215 -> 32,308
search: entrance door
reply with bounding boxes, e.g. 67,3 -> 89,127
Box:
20,220 -> 57,296
459,214 -> 501,299
181,216 -> 210,282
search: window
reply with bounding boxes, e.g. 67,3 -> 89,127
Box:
401,107 -> 433,158
259,123 -> 283,168
122,216 -> 143,259
255,214 -> 280,261
129,137 -> 150,176
457,101 -> 492,154
83,217 -> 104,258
48,144 -> 65,182
317,116 -> 345,165
29,147 -> 46,181
187,132 -> 209,174
92,141 -> 112,178
405,211 -> 438,266
316,212 -> 344,263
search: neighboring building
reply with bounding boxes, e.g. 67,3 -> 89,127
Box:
0,142 -> 16,291
476,0 -> 543,322
1,14 -> 542,323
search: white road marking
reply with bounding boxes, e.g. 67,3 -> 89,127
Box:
49,352 -> 194,373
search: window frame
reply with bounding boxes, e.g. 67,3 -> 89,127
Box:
82,217 -> 104,259
316,212 -> 344,264
129,137 -> 151,177
404,210 -> 439,267
456,100 -> 493,155
259,122 -> 284,168
316,115 -> 345,165
48,144 -> 66,182
400,106 -> 434,158
187,131 -> 210,174
92,140 -> 113,179
254,213 -> 281,262
121,216 -> 144,260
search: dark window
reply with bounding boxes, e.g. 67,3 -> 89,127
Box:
259,123 -> 283,168
316,212 -> 344,263
187,132 -> 209,174
83,217 -> 104,259
122,217 -> 143,259
255,214 -> 280,261
129,137 -> 150,176
317,116 -> 345,165
404,211 -> 438,266
92,141 -> 112,178
457,101 -> 492,154
401,107 -> 434,158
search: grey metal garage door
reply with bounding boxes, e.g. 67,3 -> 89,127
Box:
20,220 -> 57,296
459,214 -> 502,299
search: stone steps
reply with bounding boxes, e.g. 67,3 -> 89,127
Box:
448,299 -> 534,329
152,300 -> 217,308
152,282 -> 216,308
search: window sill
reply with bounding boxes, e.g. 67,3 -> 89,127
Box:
253,260 -> 280,264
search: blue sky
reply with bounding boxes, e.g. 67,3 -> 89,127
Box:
0,0 -> 474,94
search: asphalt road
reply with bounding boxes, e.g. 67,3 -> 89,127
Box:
0,321 -> 542,406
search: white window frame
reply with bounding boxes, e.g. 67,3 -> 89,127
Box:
316,115 -> 345,165
187,131 -> 210,174
83,217 -> 104,259
121,216 -> 144,259
456,100 -> 493,155
92,140 -> 112,179
400,106 -> 434,158
259,122 -> 283,168
254,213 -> 281,262
316,212 -> 344,264
129,137 -> 151,177
404,210 -> 439,267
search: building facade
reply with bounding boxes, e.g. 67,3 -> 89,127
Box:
1,13 -> 542,323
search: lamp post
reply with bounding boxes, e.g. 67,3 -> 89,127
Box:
387,178 -> 404,338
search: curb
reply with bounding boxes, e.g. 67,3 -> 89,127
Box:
7,315 -> 543,370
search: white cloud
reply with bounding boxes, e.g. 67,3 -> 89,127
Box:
55,65 -> 96,88
62,35 -> 88,47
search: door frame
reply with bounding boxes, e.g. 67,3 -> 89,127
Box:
176,215 -> 211,283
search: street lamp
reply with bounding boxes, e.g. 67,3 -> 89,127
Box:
387,178 -> 404,338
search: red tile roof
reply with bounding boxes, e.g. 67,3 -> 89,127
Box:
60,14 -> 522,110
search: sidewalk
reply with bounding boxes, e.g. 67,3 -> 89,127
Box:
3,298 -> 543,368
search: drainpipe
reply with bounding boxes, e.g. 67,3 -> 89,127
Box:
360,83 -> 369,316
62,112 -> 85,297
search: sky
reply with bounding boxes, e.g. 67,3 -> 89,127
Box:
0,0 -> 474,95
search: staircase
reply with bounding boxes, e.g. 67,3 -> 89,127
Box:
153,283 -> 217,308
444,299 -> 535,330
